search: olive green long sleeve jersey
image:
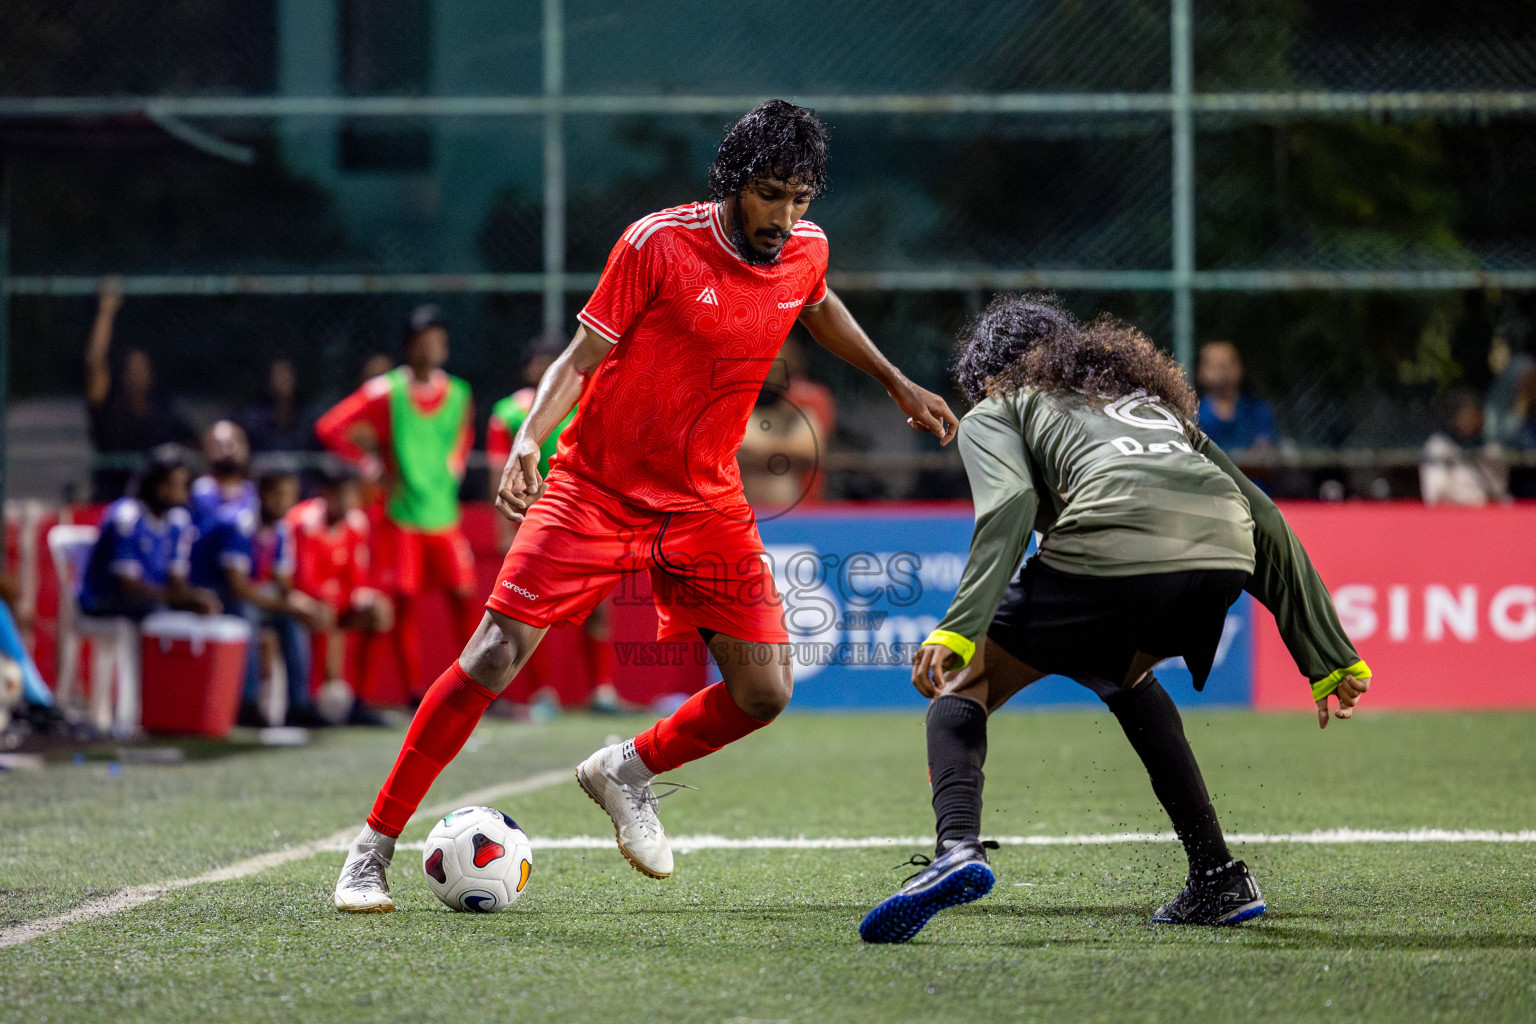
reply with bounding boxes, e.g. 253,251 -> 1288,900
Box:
931,389 -> 1362,690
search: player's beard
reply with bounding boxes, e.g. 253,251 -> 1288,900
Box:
728,197 -> 786,267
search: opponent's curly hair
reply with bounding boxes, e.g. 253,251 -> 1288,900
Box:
708,100 -> 830,200
954,293 -> 1081,404
956,292 -> 1197,425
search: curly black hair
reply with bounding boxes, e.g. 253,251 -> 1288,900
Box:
133,443 -> 194,503
708,100 -> 830,200
954,293 -> 1080,404
955,293 -> 1197,425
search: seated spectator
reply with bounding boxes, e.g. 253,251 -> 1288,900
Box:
286,460 -> 391,725
241,357 -> 317,455
0,570 -> 65,735
780,334 -> 836,500
78,445 -> 219,619
191,462 -> 334,728
84,278 -> 194,501
1482,332 -> 1536,447
1196,340 -> 1278,451
1421,388 -> 1510,506
739,359 -> 818,510
191,420 -> 257,530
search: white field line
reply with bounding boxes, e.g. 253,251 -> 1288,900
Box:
374,827 -> 1536,854
0,767 -> 572,950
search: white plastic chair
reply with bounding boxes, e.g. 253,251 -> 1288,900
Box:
47,524 -> 141,738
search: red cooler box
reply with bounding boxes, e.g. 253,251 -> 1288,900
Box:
139,613 -> 251,738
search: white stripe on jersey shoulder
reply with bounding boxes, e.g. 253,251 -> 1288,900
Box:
621,204 -> 706,243
791,219 -> 826,239
576,309 -> 623,344
622,204 -> 713,250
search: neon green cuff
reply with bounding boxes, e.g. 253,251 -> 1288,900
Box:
922,630 -> 976,667
1311,660 -> 1371,702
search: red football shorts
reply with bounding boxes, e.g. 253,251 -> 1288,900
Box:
487,471 -> 788,644
372,517 -> 477,596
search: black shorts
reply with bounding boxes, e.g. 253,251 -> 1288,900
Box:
987,559 -> 1248,697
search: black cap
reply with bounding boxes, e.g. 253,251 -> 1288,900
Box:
405,304 -> 447,341
315,455 -> 361,488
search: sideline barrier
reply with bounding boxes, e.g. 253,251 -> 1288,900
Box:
1253,504 -> 1536,711
760,502 -> 1534,710
18,500 -> 1534,712
758,507 -> 1253,709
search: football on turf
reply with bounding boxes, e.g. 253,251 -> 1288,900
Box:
421,805 -> 533,912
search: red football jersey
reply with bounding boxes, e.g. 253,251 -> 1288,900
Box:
566,201 -> 829,511
285,497 -> 372,610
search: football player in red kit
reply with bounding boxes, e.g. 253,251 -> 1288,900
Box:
314,306 -> 478,702
334,100 -> 959,911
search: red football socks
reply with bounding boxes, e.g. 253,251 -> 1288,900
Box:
367,662 -> 497,837
633,681 -> 771,774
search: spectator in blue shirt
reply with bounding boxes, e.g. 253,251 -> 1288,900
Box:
78,445 -> 221,620
190,420 -> 257,534
1196,340 -> 1278,452
191,462 -> 334,728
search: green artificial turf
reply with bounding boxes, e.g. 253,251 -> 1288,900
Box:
1,710 -> 1533,1023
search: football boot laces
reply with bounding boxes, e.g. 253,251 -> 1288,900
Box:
341,848 -> 391,892
627,780 -> 696,834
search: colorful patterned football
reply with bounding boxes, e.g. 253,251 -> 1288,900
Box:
421,805 -> 533,912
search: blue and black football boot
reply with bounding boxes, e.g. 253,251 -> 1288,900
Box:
859,839 -> 996,944
1151,859 -> 1266,926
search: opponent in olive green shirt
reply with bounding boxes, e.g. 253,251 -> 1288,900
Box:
930,389 -> 1363,697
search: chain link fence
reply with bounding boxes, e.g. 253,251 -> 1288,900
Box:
2,0 -> 1535,500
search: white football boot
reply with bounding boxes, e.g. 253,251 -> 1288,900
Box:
332,827 -> 397,913
575,742 -> 675,879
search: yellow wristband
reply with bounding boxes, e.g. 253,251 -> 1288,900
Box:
922,630 -> 976,667
1311,660 -> 1371,702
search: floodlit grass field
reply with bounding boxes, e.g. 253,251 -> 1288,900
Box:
1,709 -> 1533,1023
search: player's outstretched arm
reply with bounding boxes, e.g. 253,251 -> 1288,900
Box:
798,288 -> 959,444
916,403 -> 1038,697
495,325 -> 611,522
1196,434 -> 1371,726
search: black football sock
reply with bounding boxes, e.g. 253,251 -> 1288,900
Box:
927,695 -> 989,854
1103,677 -> 1233,876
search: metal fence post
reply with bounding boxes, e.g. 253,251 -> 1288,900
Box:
542,0 -> 566,339
1170,0 -> 1195,369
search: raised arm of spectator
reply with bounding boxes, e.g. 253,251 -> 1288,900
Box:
85,276 -> 124,407
314,377 -> 392,465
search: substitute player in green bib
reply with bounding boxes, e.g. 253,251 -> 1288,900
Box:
861,295 -> 1372,944
485,335 -> 626,716
316,306 -> 480,699
486,335 -> 576,523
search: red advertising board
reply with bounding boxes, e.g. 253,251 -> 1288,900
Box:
1253,503 -> 1536,710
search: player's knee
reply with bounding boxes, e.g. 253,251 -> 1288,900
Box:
459,615 -> 525,692
739,662 -> 793,722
